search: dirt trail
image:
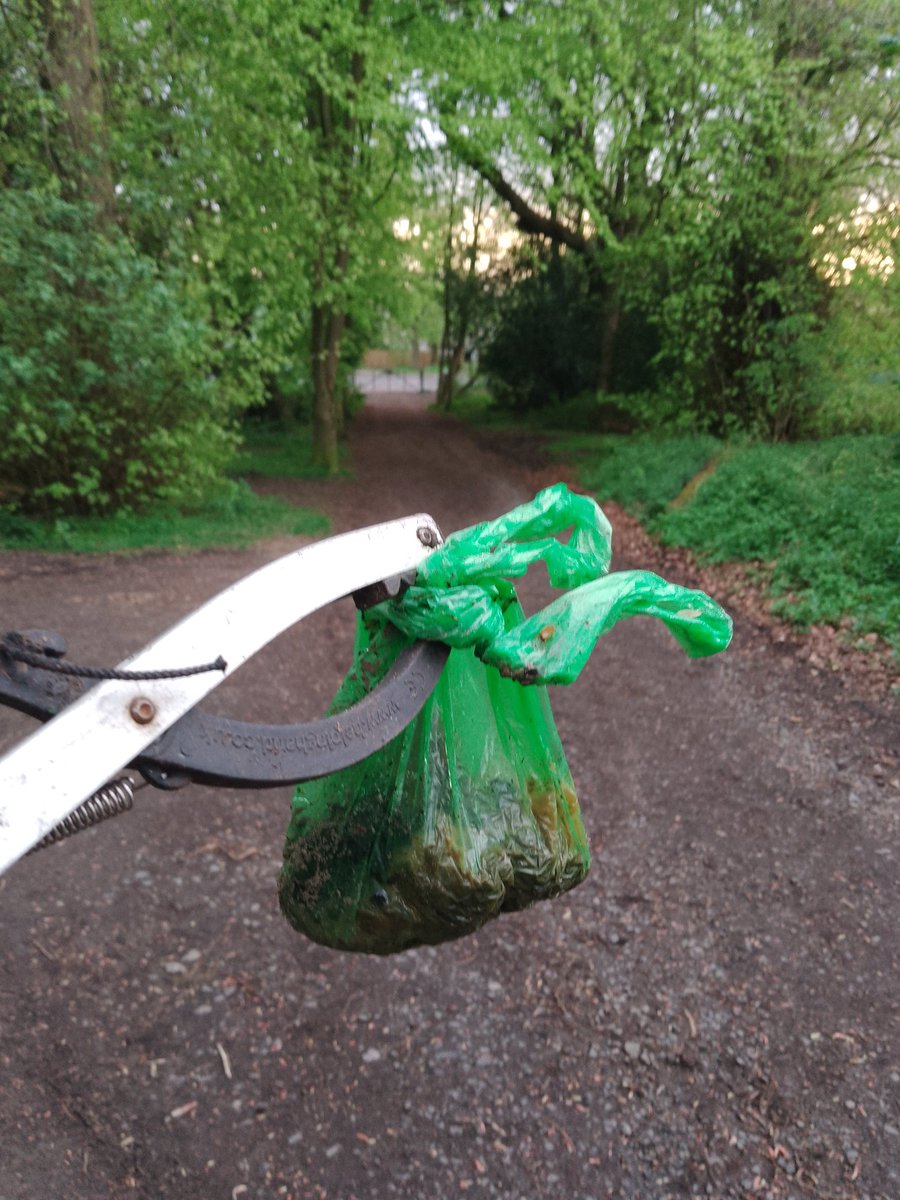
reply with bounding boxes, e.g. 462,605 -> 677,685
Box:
0,399 -> 897,1200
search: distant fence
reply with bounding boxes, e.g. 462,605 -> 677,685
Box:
363,347 -> 437,371
354,366 -> 438,394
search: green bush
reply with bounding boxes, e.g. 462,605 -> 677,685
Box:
442,388 -> 499,424
555,433 -> 722,518
0,481 -> 327,553
812,271 -> 900,436
0,190 -> 242,516
483,253 -> 657,412
564,432 -> 898,651
657,437 -> 900,649
635,183 -> 830,440
527,392 -> 639,434
231,422 -> 341,479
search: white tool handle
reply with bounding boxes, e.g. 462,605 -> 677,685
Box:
0,514 -> 439,876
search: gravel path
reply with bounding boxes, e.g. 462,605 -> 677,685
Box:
0,398 -> 897,1200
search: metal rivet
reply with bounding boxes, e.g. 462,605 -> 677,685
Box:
417,525 -> 438,548
129,697 -> 156,725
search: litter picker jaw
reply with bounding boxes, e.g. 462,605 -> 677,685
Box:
0,515 -> 447,877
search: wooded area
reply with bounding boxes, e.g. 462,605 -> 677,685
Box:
1,0 -> 897,516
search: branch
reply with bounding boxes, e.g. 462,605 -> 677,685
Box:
445,129 -> 595,255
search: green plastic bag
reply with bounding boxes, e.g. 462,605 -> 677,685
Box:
385,482 -> 732,682
279,609 -> 588,954
279,485 -> 731,955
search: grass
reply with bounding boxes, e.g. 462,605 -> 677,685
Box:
0,422 -> 334,555
448,388 -> 646,437
657,436 -> 900,652
440,388 -> 518,428
0,483 -> 328,554
551,432 -> 722,519
445,385 -> 899,651
558,431 -> 899,653
432,389 -> 899,652
231,422 -> 347,479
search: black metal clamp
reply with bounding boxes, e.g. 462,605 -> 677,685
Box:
0,590 -> 448,850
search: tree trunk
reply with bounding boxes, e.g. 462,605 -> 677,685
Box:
435,168 -> 459,411
38,0 -> 116,220
436,170 -> 486,412
437,342 -> 466,411
305,1 -> 371,473
436,299 -> 456,410
311,302 -> 345,473
436,370 -> 451,410
597,292 -> 622,394
270,385 -> 298,432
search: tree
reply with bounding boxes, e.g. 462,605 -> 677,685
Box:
435,0 -> 706,390
148,0 -> 421,469
432,161 -> 504,410
0,1 -> 246,513
429,0 -> 899,435
0,0 -> 114,212
2,0 -> 431,507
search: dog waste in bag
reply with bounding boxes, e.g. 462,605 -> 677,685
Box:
279,484 -> 732,954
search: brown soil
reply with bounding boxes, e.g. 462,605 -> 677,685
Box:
1,397 -> 897,1200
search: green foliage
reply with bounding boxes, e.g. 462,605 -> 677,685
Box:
439,388 -> 505,425
101,1 -> 318,418
556,434 -> 723,519
483,252 -> 658,411
564,431 -> 900,648
434,0 -> 899,440
528,394 -> 631,434
3,0 -> 897,521
0,190 -> 242,515
3,0 -> 430,488
448,386 -> 642,437
656,437 -> 900,650
0,3 -> 59,190
231,423 -> 346,479
484,255 -> 599,409
812,271 -> 900,436
635,199 -> 829,439
0,482 -> 327,554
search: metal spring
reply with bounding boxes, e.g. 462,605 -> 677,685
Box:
30,777 -> 136,853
